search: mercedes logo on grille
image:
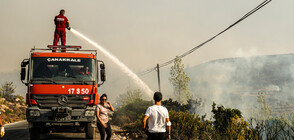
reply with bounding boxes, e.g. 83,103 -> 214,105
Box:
58,96 -> 68,105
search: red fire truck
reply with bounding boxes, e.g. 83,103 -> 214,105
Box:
21,45 -> 105,140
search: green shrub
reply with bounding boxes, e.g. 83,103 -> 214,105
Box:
162,98 -> 190,112
112,98 -> 152,129
169,110 -> 213,140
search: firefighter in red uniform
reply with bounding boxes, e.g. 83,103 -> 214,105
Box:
53,9 -> 71,52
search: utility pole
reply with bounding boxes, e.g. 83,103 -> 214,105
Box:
156,64 -> 161,92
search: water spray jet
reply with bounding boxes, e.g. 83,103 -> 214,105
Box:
70,28 -> 154,97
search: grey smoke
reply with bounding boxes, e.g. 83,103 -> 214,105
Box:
186,54 -> 294,119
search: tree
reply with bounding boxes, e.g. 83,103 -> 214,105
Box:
210,103 -> 261,139
162,98 -> 190,112
257,92 -> 272,120
211,102 -> 242,135
169,56 -> 191,104
1,82 -> 16,99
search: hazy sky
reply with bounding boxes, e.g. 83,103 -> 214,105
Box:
0,0 -> 293,76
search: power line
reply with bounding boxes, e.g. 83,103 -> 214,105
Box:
138,0 -> 272,76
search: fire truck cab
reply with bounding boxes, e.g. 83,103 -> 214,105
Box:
21,45 -> 105,140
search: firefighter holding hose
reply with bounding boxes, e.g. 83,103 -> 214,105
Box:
53,9 -> 71,52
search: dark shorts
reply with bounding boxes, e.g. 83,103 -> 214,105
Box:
147,131 -> 166,140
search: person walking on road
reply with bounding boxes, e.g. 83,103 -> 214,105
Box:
142,92 -> 171,140
53,9 -> 71,52
0,111 -> 5,137
96,94 -> 114,140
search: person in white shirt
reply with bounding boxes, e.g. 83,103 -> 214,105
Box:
142,92 -> 171,140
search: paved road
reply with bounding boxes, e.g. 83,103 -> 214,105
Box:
2,121 -> 101,140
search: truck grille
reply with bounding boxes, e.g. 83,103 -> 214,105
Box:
31,94 -> 90,109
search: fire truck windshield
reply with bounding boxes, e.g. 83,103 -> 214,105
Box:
31,57 -> 96,84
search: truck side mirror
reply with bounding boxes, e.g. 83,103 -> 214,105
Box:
21,59 -> 29,84
100,69 -> 106,82
100,64 -> 105,69
21,61 -> 28,67
21,67 -> 26,80
100,64 -> 106,82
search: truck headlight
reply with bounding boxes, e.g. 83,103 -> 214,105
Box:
30,110 -> 40,117
84,110 -> 95,117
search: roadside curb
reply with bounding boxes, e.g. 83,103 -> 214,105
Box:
4,120 -> 26,126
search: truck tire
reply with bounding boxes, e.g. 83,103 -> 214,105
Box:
85,123 -> 96,139
29,127 -> 41,140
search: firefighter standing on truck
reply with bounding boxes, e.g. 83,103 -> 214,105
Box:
53,9 -> 71,52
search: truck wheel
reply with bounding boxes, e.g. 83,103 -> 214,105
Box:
29,127 -> 41,140
85,123 -> 96,139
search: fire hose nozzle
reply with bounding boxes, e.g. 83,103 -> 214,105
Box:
65,22 -> 71,30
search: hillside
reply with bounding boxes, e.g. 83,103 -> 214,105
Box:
0,96 -> 26,124
186,53 -> 294,117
